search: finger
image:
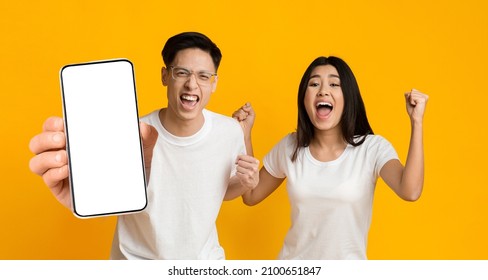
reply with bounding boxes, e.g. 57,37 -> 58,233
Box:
232,109 -> 247,121
404,91 -> 418,106
236,161 -> 259,173
235,109 -> 247,121
236,154 -> 259,165
241,102 -> 251,112
235,172 -> 251,186
409,93 -> 429,106
241,102 -> 255,116
410,91 -> 429,101
236,166 -> 258,180
406,89 -> 429,101
236,168 -> 258,189
43,117 -> 64,132
29,131 -> 66,154
236,165 -> 251,175
42,165 -> 69,189
236,162 -> 259,180
29,150 -> 68,176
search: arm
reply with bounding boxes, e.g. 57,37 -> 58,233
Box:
226,102 -> 283,204
242,167 -> 285,206
380,89 -> 429,201
225,103 -> 259,200
29,117 -> 158,209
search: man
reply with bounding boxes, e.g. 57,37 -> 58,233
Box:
29,32 -> 259,259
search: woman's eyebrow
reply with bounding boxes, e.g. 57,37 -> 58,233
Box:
309,73 -> 340,79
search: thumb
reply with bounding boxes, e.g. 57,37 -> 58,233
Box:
404,91 -> 415,106
241,102 -> 256,119
140,122 -> 158,149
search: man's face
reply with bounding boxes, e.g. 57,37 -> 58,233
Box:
161,48 -> 217,123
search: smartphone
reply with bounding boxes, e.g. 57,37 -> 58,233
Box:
60,59 -> 147,218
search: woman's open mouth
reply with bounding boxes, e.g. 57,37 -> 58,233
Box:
316,102 -> 333,118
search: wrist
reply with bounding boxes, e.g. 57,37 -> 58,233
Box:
410,121 -> 423,134
410,118 -> 423,127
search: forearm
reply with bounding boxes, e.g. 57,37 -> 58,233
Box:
241,183 -> 275,206
224,175 -> 249,201
400,121 -> 424,200
245,134 -> 253,157
242,168 -> 284,206
242,188 -> 260,206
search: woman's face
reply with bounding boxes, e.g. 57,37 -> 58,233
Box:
304,64 -> 345,134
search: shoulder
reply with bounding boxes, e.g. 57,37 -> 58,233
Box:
283,132 -> 297,146
365,134 -> 392,147
354,134 -> 391,147
264,133 -> 296,175
204,109 -> 241,130
355,134 -> 397,159
139,109 -> 160,124
204,109 -> 236,123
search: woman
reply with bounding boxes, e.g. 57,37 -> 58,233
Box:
234,56 -> 429,259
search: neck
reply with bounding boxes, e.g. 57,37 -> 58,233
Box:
311,127 -> 345,148
159,108 -> 205,137
308,128 -> 347,162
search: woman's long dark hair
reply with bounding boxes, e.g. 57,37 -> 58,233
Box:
291,56 -> 373,161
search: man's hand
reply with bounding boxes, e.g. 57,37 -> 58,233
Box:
139,122 -> 158,181
233,102 -> 256,156
29,117 -> 158,209
235,154 -> 260,190
29,117 -> 71,208
232,102 -> 255,140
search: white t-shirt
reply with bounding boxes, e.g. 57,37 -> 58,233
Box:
110,109 -> 246,259
264,133 -> 398,259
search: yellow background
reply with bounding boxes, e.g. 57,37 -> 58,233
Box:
1,0 -> 487,259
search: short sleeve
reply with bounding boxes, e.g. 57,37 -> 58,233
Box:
372,135 -> 399,177
263,134 -> 293,179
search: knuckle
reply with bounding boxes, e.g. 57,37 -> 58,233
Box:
42,169 -> 57,186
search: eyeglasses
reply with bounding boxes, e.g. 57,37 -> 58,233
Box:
169,66 -> 217,86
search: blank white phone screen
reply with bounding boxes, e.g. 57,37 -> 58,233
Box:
60,59 -> 147,218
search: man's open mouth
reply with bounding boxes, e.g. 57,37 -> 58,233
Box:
181,94 -> 199,107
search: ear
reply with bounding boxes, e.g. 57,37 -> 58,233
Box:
161,67 -> 169,86
211,75 -> 218,93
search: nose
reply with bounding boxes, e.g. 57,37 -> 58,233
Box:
185,73 -> 199,90
317,87 -> 331,97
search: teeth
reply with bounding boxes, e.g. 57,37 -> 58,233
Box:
317,102 -> 332,107
182,95 -> 198,101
